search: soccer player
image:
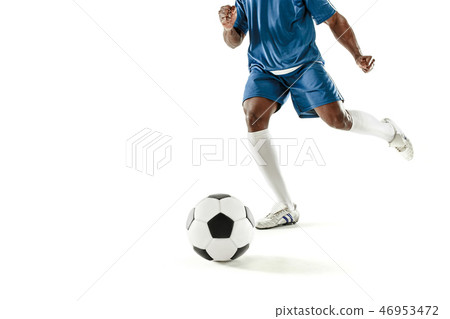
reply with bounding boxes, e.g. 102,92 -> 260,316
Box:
218,0 -> 413,229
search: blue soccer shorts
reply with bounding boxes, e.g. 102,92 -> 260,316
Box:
243,62 -> 344,118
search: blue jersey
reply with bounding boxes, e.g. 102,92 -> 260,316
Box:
233,0 -> 336,71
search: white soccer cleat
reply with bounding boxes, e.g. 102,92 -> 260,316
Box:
255,202 -> 299,230
383,118 -> 414,161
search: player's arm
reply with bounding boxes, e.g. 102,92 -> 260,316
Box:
219,5 -> 245,49
325,12 -> 375,73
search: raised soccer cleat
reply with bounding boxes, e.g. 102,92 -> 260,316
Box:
383,118 -> 414,161
255,202 -> 299,230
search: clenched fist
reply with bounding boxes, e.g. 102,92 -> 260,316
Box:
218,5 -> 237,31
356,55 -> 375,73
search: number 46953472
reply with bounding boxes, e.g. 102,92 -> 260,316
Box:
379,306 -> 438,316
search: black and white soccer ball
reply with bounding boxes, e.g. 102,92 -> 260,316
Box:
186,194 -> 255,261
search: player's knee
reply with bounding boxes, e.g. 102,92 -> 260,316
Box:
243,102 -> 270,131
244,106 -> 265,126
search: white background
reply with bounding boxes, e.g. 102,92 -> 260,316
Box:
1,0 -> 449,318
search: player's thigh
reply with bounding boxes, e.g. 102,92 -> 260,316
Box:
243,68 -> 288,120
287,62 -> 344,119
243,97 -> 279,120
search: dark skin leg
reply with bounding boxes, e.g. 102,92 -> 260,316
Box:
245,98 -> 353,131
314,100 -> 353,131
243,97 -> 279,132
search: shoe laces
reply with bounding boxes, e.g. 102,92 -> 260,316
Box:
395,136 -> 409,152
266,207 -> 289,219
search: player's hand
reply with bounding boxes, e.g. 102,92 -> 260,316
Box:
218,5 -> 237,31
355,55 -> 375,73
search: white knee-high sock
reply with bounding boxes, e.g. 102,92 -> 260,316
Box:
348,110 -> 395,142
247,129 -> 294,211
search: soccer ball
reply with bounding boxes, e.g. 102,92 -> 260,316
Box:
186,194 -> 255,261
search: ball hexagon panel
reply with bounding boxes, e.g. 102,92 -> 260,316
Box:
219,197 -> 246,221
194,198 -> 221,222
186,208 -> 195,230
230,218 -> 254,248
207,213 -> 234,238
188,220 -> 212,249
206,239 -> 238,261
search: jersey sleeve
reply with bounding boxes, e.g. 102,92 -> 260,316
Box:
304,0 -> 336,25
233,0 -> 248,34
